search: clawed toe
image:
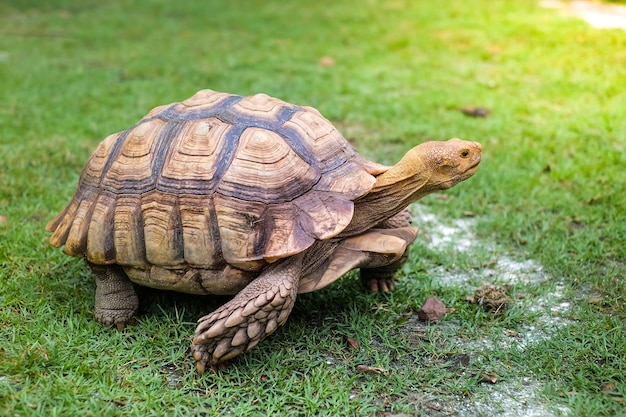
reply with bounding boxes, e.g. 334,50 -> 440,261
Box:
363,277 -> 395,292
192,344 -> 214,374
191,311 -> 264,373
192,344 -> 232,374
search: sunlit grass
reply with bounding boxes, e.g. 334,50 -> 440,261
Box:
1,0 -> 625,415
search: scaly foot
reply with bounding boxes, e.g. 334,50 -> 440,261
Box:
90,263 -> 139,329
191,258 -> 301,373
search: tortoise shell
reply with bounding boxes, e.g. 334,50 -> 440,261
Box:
47,90 -> 388,292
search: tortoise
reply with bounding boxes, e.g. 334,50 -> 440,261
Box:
46,89 -> 481,373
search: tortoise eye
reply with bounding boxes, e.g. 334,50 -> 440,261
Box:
460,149 -> 470,158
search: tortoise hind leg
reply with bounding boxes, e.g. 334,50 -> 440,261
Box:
360,208 -> 415,292
360,251 -> 409,292
88,262 -> 139,329
191,256 -> 302,374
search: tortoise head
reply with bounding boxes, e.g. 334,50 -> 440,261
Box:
365,138 -> 482,206
415,138 -> 482,190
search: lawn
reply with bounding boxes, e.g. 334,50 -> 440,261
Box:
1,0 -> 625,415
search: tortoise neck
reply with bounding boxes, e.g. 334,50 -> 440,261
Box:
341,150 -> 434,236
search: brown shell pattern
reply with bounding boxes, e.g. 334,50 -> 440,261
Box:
47,89 -> 384,271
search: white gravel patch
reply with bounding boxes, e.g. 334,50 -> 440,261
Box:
414,208 -> 476,254
450,378 -> 570,417
410,204 -> 572,416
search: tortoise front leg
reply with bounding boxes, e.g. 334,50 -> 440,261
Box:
360,208 -> 414,292
191,256 -> 302,374
88,263 -> 139,329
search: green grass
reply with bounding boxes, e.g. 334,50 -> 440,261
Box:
1,0 -> 625,415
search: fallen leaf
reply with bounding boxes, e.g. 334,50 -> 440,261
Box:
504,329 -> 521,338
26,212 -> 46,222
424,402 -> 443,411
601,382 -> 616,392
0,215 -> 6,226
600,382 -> 625,402
319,56 -> 335,66
481,260 -> 498,268
356,365 -> 388,375
460,106 -> 491,118
567,217 -> 585,230
447,353 -> 471,369
588,296 -> 603,304
344,336 -> 359,350
418,297 -> 449,322
463,211 -> 476,217
585,194 -> 602,205
480,372 -> 498,384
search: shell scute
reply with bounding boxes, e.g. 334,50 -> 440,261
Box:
79,132 -> 122,188
141,191 -> 185,267
217,127 -> 319,203
86,191 -> 117,264
157,119 -> 228,191
62,188 -> 97,257
100,118 -> 167,193
113,194 -> 146,267
178,194 -> 223,268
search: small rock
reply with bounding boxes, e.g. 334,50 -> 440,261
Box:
417,297 -> 449,322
